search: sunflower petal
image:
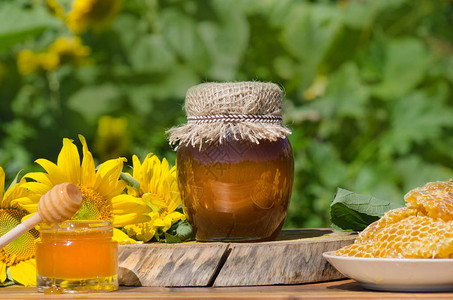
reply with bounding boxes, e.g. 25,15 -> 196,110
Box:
167,211 -> 185,221
123,223 -> 156,243
161,158 -> 169,174
153,218 -> 166,227
57,138 -> 81,184
104,181 -> 127,201
24,172 -> 53,186
16,204 -> 39,214
21,182 -> 51,196
0,262 -> 6,283
3,179 -> 28,206
10,196 -> 39,213
34,159 -> 66,184
112,228 -> 141,245
98,158 -> 126,179
0,167 -> 5,202
96,158 -> 126,199
8,259 -> 36,287
112,213 -> 150,228
79,134 -> 98,189
142,193 -> 167,209
111,194 -> 150,214
132,155 -> 142,178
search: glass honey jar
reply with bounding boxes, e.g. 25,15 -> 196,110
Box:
36,220 -> 118,293
168,82 -> 294,242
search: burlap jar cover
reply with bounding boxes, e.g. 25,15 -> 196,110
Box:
167,81 -> 291,147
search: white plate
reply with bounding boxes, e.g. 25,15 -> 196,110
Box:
323,251 -> 453,292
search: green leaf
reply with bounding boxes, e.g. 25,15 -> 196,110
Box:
318,26 -> 362,74
395,156 -> 453,193
380,91 -> 453,156
339,1 -> 377,29
282,3 -> 340,76
0,3 -> 59,52
305,142 -> 349,189
0,279 -> 15,288
119,172 -> 140,191
140,66 -> 199,100
129,34 -> 177,73
127,86 -> 154,116
163,220 -> 193,243
6,268 -> 14,284
372,37 -> 430,100
330,188 -> 402,231
67,84 -> 121,123
316,62 -> 370,121
160,8 -> 210,74
175,220 -> 193,240
199,0 -> 249,80
350,162 -> 403,204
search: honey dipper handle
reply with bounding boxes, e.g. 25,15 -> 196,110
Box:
0,213 -> 42,249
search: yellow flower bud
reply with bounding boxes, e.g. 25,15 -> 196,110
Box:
46,0 -> 65,19
48,37 -> 91,66
67,0 -> 123,34
17,50 -> 40,75
38,52 -> 60,72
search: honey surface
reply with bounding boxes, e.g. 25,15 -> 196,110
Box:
36,230 -> 118,279
177,138 -> 294,241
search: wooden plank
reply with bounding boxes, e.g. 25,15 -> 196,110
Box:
118,243 -> 229,287
118,229 -> 355,287
4,280 -> 453,299
213,229 -> 355,287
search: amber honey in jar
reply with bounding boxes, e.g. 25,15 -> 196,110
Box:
36,220 -> 118,293
168,82 -> 294,241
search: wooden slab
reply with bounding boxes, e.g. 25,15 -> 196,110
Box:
213,229 -> 354,286
118,229 -> 355,287
118,243 -> 229,287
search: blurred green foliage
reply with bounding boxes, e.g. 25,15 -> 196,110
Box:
1,0 -> 452,228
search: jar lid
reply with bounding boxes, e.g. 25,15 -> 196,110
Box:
167,81 -> 291,147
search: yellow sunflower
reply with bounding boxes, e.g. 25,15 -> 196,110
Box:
46,0 -> 65,19
67,0 -> 123,34
16,50 -> 41,75
123,154 -> 185,242
48,36 -> 91,66
0,167 -> 39,287
23,135 -> 150,243
95,115 -> 130,161
16,37 -> 90,75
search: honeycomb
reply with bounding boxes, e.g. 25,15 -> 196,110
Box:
404,179 -> 453,222
354,207 -> 418,244
335,179 -> 453,258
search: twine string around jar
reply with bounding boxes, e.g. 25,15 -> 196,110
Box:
187,114 -> 282,124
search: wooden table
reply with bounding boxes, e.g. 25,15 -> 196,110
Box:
1,280 -> 453,299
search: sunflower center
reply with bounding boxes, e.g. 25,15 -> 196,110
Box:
0,209 -> 39,267
72,185 -> 112,221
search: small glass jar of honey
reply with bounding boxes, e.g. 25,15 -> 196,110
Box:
36,220 -> 118,294
168,82 -> 294,242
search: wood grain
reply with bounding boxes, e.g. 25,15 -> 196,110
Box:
213,229 -> 355,286
118,229 -> 356,287
118,243 -> 229,287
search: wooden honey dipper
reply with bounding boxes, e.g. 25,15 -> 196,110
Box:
0,182 -> 83,249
